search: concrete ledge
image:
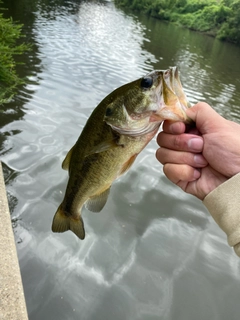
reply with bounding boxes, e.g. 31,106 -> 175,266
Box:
0,162 -> 28,320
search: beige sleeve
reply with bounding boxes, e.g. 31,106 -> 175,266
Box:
203,173 -> 240,257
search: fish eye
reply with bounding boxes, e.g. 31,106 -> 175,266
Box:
140,77 -> 153,89
106,107 -> 113,117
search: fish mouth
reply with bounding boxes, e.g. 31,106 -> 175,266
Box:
153,66 -> 192,123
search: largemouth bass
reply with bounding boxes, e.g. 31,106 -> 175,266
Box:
52,67 -> 191,239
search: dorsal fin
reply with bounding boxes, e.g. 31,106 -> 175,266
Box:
85,187 -> 111,212
62,146 -> 74,171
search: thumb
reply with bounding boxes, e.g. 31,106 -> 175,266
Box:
186,102 -> 224,134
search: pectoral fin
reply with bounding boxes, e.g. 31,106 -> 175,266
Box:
86,140 -> 117,156
118,154 -> 137,176
85,187 -> 111,212
86,136 -> 124,158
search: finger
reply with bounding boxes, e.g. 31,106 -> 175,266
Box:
156,132 -> 204,153
163,163 -> 201,184
156,148 -> 207,168
162,121 -> 186,134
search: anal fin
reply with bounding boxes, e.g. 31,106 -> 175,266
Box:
85,187 -> 111,212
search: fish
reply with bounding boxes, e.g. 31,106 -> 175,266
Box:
52,66 -> 191,239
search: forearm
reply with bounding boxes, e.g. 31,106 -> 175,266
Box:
203,173 -> 240,257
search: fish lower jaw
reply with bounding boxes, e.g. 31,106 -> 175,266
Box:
153,106 -> 188,122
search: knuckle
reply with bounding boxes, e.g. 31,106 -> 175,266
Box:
173,135 -> 183,149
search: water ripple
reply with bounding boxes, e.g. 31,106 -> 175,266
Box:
2,1 -> 240,320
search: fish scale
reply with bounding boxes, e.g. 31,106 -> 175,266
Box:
52,67 -> 191,239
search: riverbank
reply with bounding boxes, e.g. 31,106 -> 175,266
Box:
0,162 -> 28,320
114,0 -> 240,45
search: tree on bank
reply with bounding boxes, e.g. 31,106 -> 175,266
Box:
114,0 -> 240,45
0,2 -> 29,105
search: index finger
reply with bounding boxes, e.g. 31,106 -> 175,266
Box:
162,120 -> 186,134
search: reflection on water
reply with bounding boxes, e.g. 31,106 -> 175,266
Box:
139,12 -> 240,121
1,0 -> 240,319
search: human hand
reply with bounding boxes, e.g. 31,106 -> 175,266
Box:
156,102 -> 240,200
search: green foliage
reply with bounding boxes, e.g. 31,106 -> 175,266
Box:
0,2 -> 30,104
175,0 -> 188,9
114,0 -> 240,45
217,1 -> 240,42
178,4 -> 231,32
180,0 -> 215,13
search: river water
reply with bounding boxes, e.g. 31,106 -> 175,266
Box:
1,0 -> 240,319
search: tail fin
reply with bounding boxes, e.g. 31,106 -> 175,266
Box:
51,205 -> 85,240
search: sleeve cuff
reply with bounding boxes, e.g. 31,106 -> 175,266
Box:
203,173 -> 240,257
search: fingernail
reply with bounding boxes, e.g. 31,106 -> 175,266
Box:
188,137 -> 203,151
194,154 -> 207,165
193,169 -> 201,179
